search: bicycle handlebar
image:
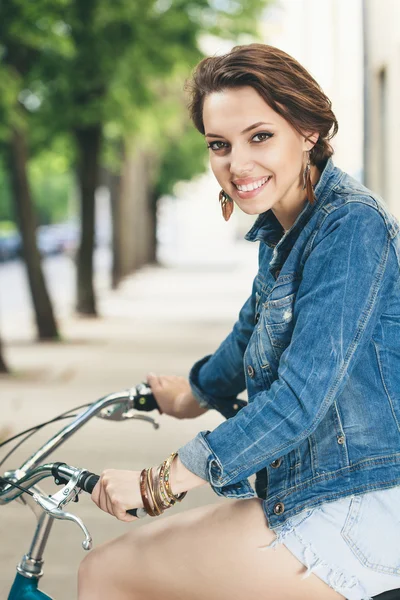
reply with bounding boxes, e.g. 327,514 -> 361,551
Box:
75,470 -> 142,518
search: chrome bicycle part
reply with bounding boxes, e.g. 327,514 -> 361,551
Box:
32,494 -> 92,551
18,390 -> 138,474
97,385 -> 159,428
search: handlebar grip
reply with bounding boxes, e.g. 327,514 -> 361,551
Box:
77,471 -> 144,518
133,385 -> 248,420
78,472 -> 100,494
132,391 -> 159,412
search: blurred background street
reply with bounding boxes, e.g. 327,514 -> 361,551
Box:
0,239 -> 257,599
1,0 -> 399,597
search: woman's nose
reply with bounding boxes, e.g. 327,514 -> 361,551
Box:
229,146 -> 254,177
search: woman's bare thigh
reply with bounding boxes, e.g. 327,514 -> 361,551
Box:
78,498 -> 345,600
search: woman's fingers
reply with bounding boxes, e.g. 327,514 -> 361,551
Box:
91,470 -> 141,522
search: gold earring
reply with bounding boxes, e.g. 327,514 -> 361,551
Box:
302,152 -> 311,190
302,151 -> 315,205
219,190 -> 234,221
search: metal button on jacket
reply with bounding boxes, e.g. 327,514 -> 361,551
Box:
247,365 -> 255,378
271,458 -> 282,469
273,502 -> 285,515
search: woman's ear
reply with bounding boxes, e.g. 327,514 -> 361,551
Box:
304,132 -> 319,151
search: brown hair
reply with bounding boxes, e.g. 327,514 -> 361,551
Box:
186,43 -> 338,201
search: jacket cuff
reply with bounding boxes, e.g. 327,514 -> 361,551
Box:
178,431 -> 256,499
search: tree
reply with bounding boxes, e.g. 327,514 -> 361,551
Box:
6,128 -> 59,339
1,0 -> 270,317
0,334 -> 9,374
0,2 -> 64,340
45,0 -> 270,312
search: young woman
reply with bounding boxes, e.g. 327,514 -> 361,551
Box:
79,44 -> 400,600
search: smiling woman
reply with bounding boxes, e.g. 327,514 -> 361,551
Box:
187,44 -> 338,229
78,44 -> 400,600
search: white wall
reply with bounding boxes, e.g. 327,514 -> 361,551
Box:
364,0 -> 400,217
262,0 -> 364,181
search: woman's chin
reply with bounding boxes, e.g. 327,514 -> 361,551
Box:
236,200 -> 272,216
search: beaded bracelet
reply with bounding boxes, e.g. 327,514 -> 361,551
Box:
139,452 -> 187,517
163,452 -> 187,503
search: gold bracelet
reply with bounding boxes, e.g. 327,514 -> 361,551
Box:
139,452 -> 187,519
163,452 -> 187,503
139,468 -> 156,517
157,462 -> 175,508
146,468 -> 163,516
153,465 -> 172,511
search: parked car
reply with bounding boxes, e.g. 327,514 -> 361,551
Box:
0,231 -> 22,262
36,223 -> 80,257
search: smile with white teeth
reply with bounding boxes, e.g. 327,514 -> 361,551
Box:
235,176 -> 271,192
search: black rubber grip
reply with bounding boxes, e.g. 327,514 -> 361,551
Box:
132,391 -> 159,412
134,385 -> 248,420
77,471 -> 138,517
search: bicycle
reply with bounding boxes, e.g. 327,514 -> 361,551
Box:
0,383 -> 398,600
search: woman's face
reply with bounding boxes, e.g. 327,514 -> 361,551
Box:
202,86 -> 317,220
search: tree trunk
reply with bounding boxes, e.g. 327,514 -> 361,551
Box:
0,334 -> 9,374
74,125 -> 102,315
109,170 -> 123,290
109,146 -> 158,290
147,188 -> 158,265
7,127 -> 59,341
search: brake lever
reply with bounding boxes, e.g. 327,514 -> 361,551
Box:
97,386 -> 159,428
32,469 -> 92,551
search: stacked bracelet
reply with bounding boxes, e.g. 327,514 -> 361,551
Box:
139,452 -> 187,517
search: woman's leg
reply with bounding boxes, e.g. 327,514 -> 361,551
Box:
78,498 -> 344,600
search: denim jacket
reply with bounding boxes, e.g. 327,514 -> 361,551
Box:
178,158 -> 400,528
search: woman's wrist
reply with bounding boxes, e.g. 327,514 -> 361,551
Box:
168,454 -> 208,496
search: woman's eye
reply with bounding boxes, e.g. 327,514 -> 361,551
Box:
252,132 -> 273,142
207,141 -> 229,152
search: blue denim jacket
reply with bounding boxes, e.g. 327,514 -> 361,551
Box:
178,158 -> 400,528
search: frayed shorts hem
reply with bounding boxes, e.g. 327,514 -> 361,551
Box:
259,488 -> 400,600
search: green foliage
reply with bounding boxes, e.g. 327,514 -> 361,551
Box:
155,124 -> 208,198
0,0 -> 270,223
0,142 -> 73,225
29,150 -> 73,224
0,162 -> 12,221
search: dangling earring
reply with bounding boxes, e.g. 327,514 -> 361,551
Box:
302,152 -> 311,190
219,190 -> 234,221
302,151 -> 315,205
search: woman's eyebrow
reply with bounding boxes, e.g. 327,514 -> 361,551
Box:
205,122 -> 274,138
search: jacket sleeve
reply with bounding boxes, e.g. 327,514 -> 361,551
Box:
178,203 -> 397,498
189,276 -> 257,412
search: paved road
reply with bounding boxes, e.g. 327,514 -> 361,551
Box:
0,241 -> 258,599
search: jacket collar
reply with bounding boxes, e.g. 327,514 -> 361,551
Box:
244,157 -> 339,248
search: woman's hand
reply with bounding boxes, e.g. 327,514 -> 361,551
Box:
91,469 -> 144,522
146,373 -> 209,419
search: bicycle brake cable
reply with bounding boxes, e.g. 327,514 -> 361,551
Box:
0,415 -> 77,469
0,476 -> 34,497
0,404 -> 91,450
0,404 -> 91,468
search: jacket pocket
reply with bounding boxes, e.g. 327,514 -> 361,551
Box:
264,293 -> 296,359
341,489 -> 400,575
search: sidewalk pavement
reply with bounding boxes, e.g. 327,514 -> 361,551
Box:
0,241 -> 258,600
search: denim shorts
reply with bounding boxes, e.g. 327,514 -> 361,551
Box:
260,486 -> 400,600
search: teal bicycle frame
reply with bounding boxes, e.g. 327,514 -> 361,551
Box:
9,573 -> 53,599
